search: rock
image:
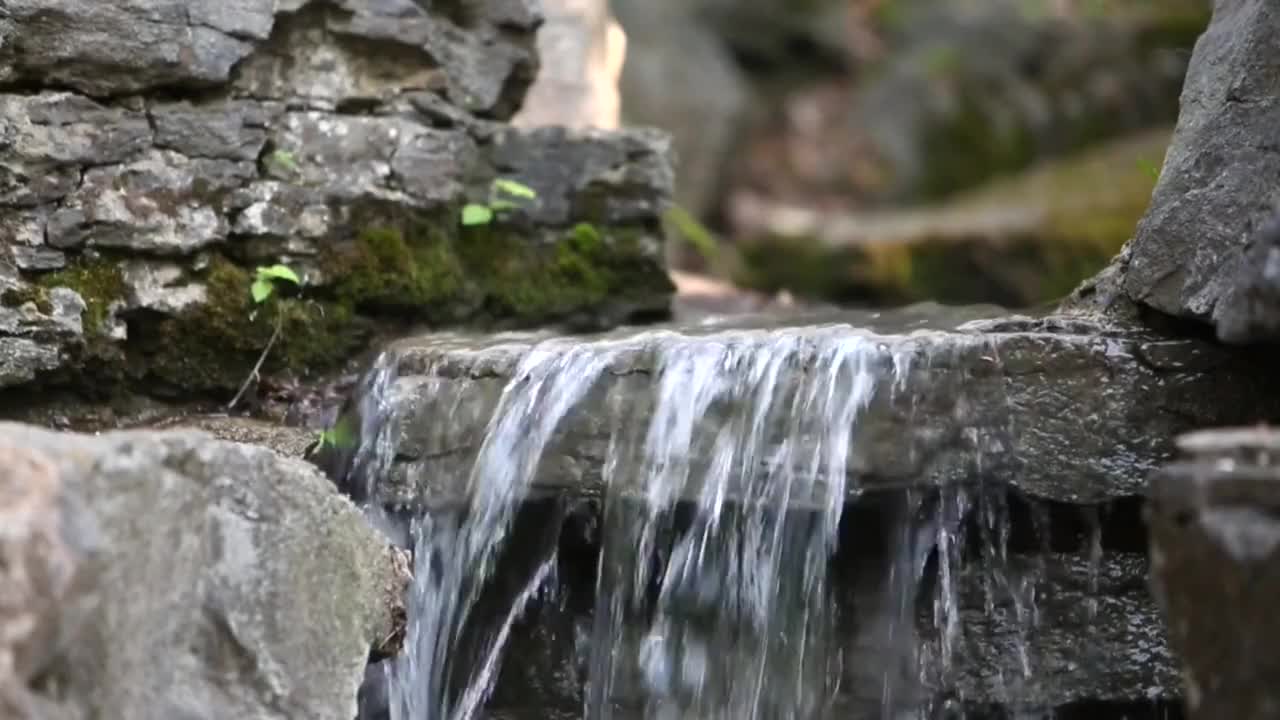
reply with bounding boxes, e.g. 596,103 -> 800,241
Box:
356,307 -> 1280,508
1214,212 -> 1280,343
1146,426 -> 1280,719
513,0 -> 627,129
937,552 -> 1176,707
0,421 -> 407,720
730,129 -> 1171,307
0,0 -> 266,96
0,0 -> 676,403
1074,0 -> 1280,338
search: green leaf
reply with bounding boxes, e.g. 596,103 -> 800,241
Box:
461,203 -> 494,226
1138,159 -> 1161,182
268,149 -> 298,172
317,417 -> 357,450
663,204 -> 720,263
488,199 -> 518,212
250,278 -> 274,304
256,264 -> 301,285
492,178 -> 537,200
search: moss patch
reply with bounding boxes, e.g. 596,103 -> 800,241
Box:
324,207 -> 673,326
34,260 -> 127,334
1,284 -> 53,314
129,256 -> 368,394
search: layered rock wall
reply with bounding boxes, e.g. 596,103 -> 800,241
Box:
0,0 -> 676,402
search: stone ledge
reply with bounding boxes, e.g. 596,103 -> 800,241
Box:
354,308 -> 1280,507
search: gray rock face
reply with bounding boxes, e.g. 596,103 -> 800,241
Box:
0,0 -> 676,401
1147,427 -> 1280,719
371,308 -> 1280,508
0,421 -> 407,720
1079,0 -> 1280,339
939,552 -> 1176,708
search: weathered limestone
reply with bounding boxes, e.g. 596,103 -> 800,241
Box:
1147,427 -> 1280,719
0,421 -> 408,720
359,308 -> 1280,509
1072,0 -> 1280,343
0,0 -> 676,402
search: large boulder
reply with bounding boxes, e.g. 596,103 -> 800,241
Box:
0,422 -> 407,720
0,0 -> 676,406
1070,0 -> 1280,343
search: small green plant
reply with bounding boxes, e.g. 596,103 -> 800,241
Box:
461,178 -> 539,226
266,148 -> 299,175
316,417 -> 357,451
1138,158 -> 1162,182
228,263 -> 302,410
663,204 -> 721,266
250,264 -> 301,303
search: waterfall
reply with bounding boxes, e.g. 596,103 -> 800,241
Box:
329,326 -> 1041,720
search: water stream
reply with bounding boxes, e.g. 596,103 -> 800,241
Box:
327,326 -> 1095,720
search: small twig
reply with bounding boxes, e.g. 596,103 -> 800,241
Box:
228,313 -> 283,411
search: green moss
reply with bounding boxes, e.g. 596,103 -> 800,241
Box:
331,223 -> 466,316
0,284 -> 53,314
323,207 -> 672,326
133,256 -> 367,393
35,261 -> 126,334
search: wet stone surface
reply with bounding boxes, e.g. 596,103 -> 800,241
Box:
370,308 -> 1280,507
1147,425 -> 1280,720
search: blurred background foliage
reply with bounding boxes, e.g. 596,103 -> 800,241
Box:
610,0 -> 1208,310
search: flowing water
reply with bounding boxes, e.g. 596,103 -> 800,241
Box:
329,326 -> 1069,720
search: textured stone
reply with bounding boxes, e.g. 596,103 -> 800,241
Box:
1147,426 -> 1280,720
65,151 -> 253,254
366,308 -> 1280,508
938,553 -> 1176,707
485,125 -> 676,227
0,422 -> 407,720
0,0 -> 676,403
150,100 -> 279,161
0,0 -> 267,96
1090,0 -> 1280,333
1215,212 -> 1280,343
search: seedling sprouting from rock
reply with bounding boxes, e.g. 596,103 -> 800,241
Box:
229,264 -> 302,411
460,178 -> 538,226
265,148 -> 299,176
250,264 -> 300,304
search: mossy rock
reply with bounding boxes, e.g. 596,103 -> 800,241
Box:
15,205 -> 673,400
734,128 -> 1171,308
323,205 -> 674,328
125,256 -> 369,395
